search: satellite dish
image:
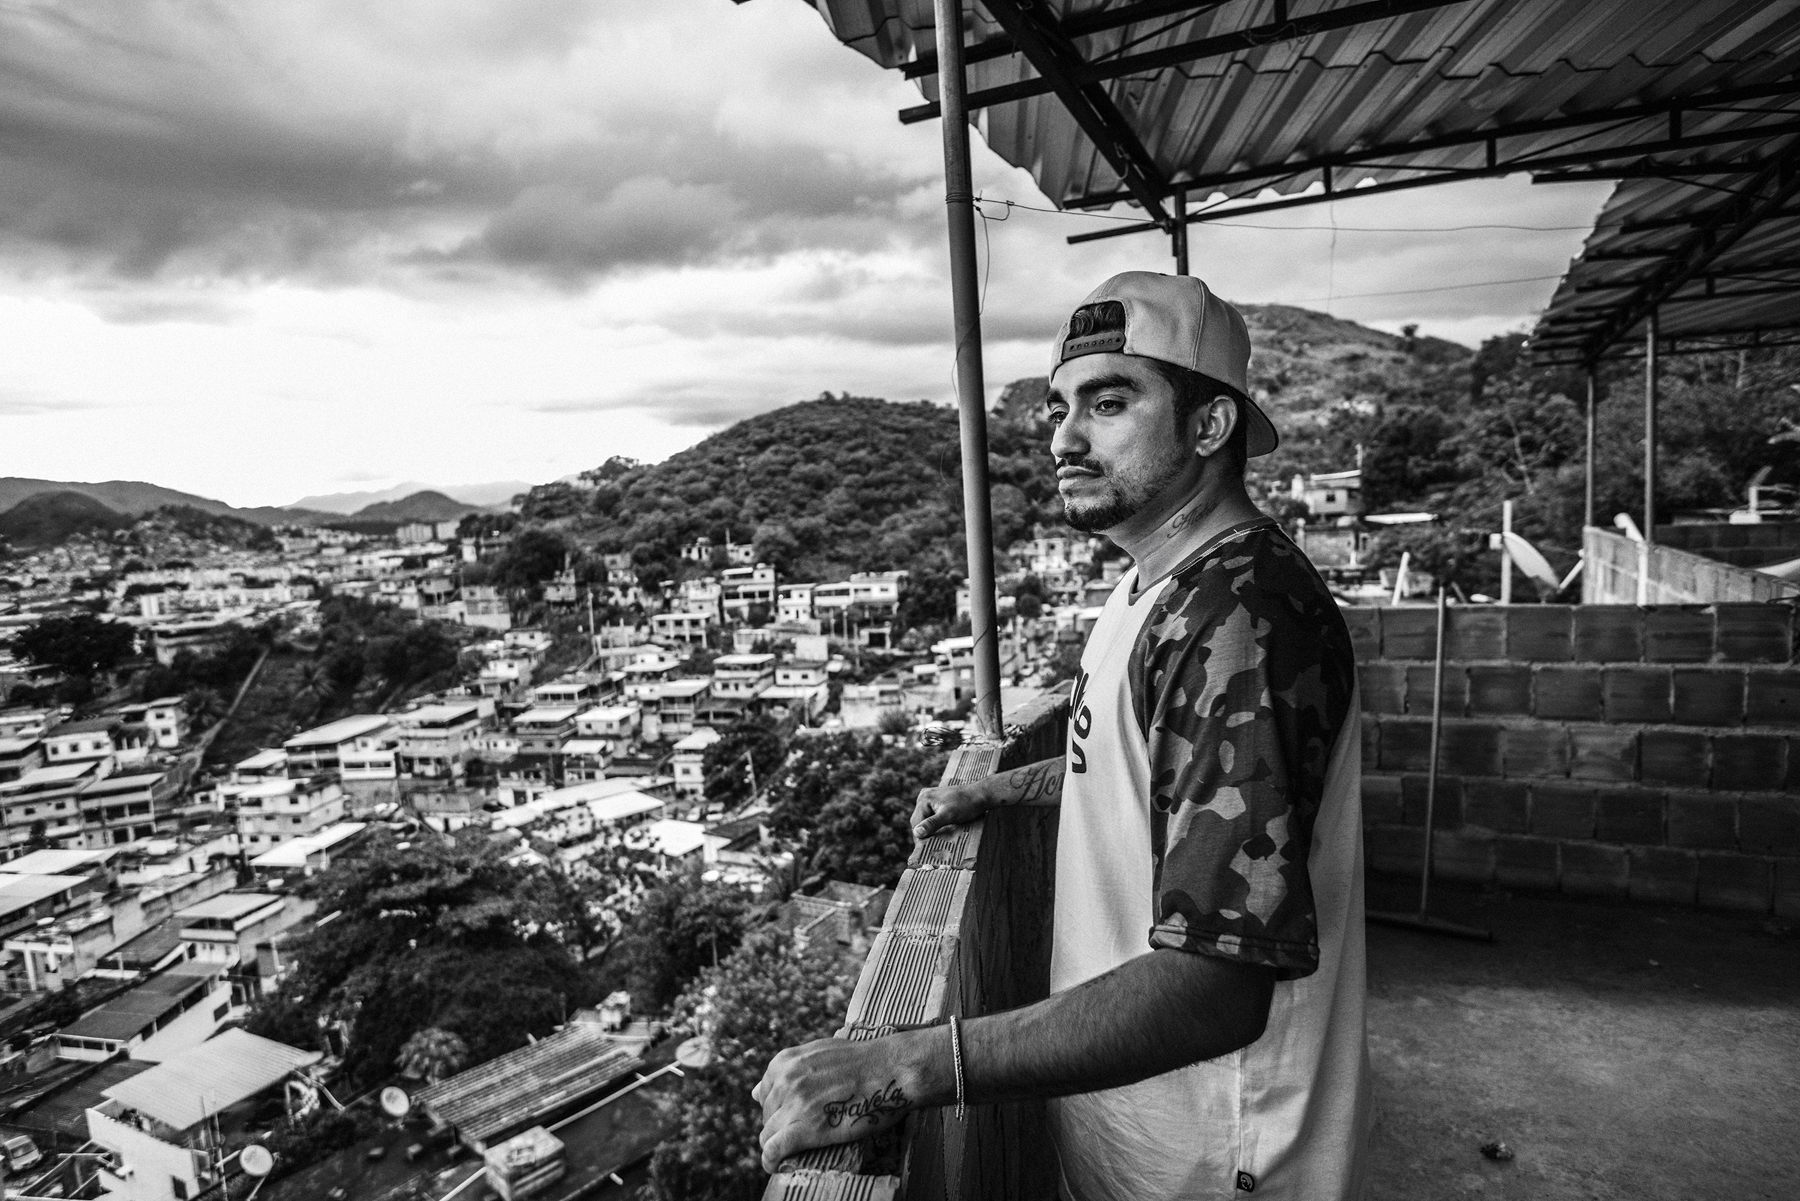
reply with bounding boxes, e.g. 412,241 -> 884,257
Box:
380,1086 -> 412,1118
1501,532 -> 1563,591
240,1145 -> 275,1178
675,1036 -> 714,1070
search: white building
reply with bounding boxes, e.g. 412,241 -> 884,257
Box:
777,583 -> 816,624
393,702 -> 485,780
1292,467 -> 1364,518
574,703 -> 640,747
711,653 -> 775,700
671,728 -> 721,799
651,609 -> 712,646
282,715 -> 396,783
58,962 -> 234,1064
86,1029 -> 322,1201
235,777 -> 347,851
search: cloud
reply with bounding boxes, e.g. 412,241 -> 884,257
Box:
0,387 -> 102,415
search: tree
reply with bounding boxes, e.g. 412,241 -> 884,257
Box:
702,717 -> 787,810
644,928 -> 859,1201
14,613 -> 136,678
244,830 -> 600,1087
612,869 -> 751,1014
811,741 -> 947,887
396,1026 -> 469,1084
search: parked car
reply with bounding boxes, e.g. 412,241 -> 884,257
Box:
2,1133 -> 42,1171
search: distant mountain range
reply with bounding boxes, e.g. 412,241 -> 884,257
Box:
290,480 -> 529,514
0,476 -> 509,539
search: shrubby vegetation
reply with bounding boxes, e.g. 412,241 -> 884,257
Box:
760,731 -> 948,889
645,928 -> 859,1201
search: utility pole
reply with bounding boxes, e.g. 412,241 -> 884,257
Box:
1643,309 -> 1659,548
934,0 -> 1003,738
1583,367 -> 1597,531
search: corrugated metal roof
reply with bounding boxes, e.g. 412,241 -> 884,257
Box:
61,962 -> 220,1043
1529,169 -> 1800,362
101,1029 -> 322,1132
414,1024 -> 642,1147
804,0 -> 1800,218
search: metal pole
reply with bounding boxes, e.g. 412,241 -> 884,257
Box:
1171,189 -> 1189,275
1499,499 -> 1513,606
1643,309 -> 1658,547
1583,367 -> 1596,530
935,0 -> 1003,738
1418,587 -> 1446,918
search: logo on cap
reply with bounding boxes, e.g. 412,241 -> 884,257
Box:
1060,300 -> 1126,361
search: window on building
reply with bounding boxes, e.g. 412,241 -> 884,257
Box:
172,1177 -> 188,1200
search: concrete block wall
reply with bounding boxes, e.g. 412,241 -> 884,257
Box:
1656,522 -> 1800,570
1347,602 -> 1800,916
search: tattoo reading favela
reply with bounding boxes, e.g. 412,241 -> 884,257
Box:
822,1081 -> 908,1128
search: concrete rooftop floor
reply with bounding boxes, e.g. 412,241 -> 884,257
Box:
1363,874 -> 1799,1200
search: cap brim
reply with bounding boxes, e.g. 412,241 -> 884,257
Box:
1240,395 -> 1280,457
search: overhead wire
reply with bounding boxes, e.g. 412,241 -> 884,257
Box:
972,194 -> 1602,232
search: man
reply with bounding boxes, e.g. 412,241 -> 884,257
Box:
755,272 -> 1370,1199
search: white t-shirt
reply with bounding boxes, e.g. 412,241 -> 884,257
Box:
1048,518 -> 1371,1201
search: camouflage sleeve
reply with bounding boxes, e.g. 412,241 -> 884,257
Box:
1132,532 -> 1354,980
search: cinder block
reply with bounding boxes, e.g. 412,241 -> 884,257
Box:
1360,775 -> 1404,825
1437,722 -> 1503,777
1639,731 -> 1710,787
1381,607 -> 1438,660
1746,670 -> 1800,727
1462,778 -> 1530,833
1596,787 -> 1665,844
1560,841 -> 1628,897
1494,835 -> 1559,890
1342,607 -> 1380,662
1365,823 -> 1424,875
1672,668 -> 1746,726
1738,796 -> 1800,856
1695,853 -> 1773,912
1710,734 -> 1786,791
1503,724 -> 1570,779
1530,782 -> 1596,839
1377,719 -> 1434,773
1359,664 -> 1406,714
1446,610 -> 1506,660
1570,726 -> 1639,781
1573,607 -> 1643,662
1604,666 -> 1673,723
1361,715 -> 1380,769
1715,605 -> 1794,664
1401,774 -> 1463,828
1432,828 -> 1494,883
1628,847 -> 1698,905
1644,608 -> 1716,662
1507,607 -> 1574,661
1469,666 -> 1533,715
1406,665 -> 1467,717
1774,858 -> 1800,920
1790,737 -> 1800,792
1534,666 -> 1604,720
1666,793 -> 1737,850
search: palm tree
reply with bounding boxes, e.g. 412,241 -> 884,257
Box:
293,662 -> 331,717
183,686 -> 226,731
396,1026 -> 469,1085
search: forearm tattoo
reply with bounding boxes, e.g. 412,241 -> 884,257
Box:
997,758 -> 1063,806
822,1081 -> 908,1128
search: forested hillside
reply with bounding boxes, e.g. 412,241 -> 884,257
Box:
502,303 -> 1798,601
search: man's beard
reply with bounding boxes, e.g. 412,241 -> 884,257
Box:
1058,450 -> 1189,533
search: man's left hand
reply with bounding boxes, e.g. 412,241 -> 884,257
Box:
752,1029 -> 945,1173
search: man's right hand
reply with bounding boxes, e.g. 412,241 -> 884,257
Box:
911,784 -> 989,840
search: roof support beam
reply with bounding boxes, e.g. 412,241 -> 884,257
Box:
1066,119 -> 1800,244
901,0 -> 1233,80
979,0 -> 1172,224
1062,77 -> 1800,209
1567,134 -> 1800,364
898,0 -> 1465,124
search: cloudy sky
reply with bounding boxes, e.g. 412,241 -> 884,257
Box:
0,1 -> 1612,508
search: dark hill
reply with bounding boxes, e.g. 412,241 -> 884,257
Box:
352,491 -> 479,523
0,490 -> 132,547
527,396 -> 995,583
0,477 -> 337,527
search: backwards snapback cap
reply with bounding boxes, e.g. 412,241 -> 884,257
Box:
1050,271 -> 1278,457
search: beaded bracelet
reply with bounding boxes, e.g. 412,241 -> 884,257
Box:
949,1013 -> 966,1121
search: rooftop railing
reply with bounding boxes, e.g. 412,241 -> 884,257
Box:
766,686 -> 1070,1201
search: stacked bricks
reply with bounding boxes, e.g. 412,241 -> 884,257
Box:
1349,602 -> 1800,916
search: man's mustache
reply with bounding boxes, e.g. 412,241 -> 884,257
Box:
1055,455 -> 1106,474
